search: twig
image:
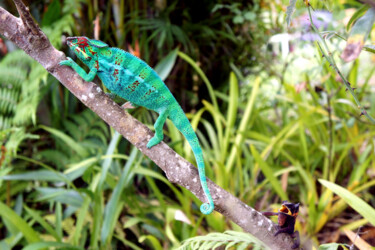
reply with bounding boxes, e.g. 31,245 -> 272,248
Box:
307,4 -> 375,124
360,0 -> 375,9
0,1 -> 304,249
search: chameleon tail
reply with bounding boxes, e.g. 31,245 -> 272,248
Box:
169,106 -> 214,215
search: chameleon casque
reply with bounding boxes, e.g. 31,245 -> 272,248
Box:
59,36 -> 214,215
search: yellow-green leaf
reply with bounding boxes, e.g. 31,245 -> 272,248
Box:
319,179 -> 375,226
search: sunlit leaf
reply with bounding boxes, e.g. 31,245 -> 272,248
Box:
318,243 -> 344,250
346,5 -> 370,31
0,201 -> 40,243
286,0 -> 298,27
319,179 -> 375,226
23,242 -> 83,250
341,8 -> 375,62
154,49 -> 178,81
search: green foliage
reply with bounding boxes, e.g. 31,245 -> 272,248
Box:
346,5 -> 370,31
212,3 -> 257,24
319,179 -> 375,226
286,0 -> 297,27
318,243 -> 349,250
1,0 -> 375,249
0,201 -> 41,243
178,230 -> 269,250
342,7 -> 375,62
0,50 -> 38,129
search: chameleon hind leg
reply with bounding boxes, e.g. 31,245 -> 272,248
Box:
147,110 -> 168,148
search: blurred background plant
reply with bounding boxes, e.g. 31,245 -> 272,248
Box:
0,0 -> 375,249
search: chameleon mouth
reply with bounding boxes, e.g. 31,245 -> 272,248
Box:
279,205 -> 292,215
66,37 -> 80,47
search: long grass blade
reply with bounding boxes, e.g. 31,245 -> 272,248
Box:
0,201 -> 40,243
226,77 -> 260,173
101,148 -> 139,244
319,179 -> 375,226
250,145 -> 288,201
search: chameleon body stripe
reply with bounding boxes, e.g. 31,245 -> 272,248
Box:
60,37 -> 214,214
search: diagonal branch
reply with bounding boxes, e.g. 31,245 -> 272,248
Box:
0,1 -> 303,249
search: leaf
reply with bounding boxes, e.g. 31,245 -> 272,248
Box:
286,0 -> 298,27
123,217 -> 143,229
139,235 -> 163,250
363,44 -> 375,54
1,170 -> 67,182
222,72 -> 239,159
101,149 -> 139,244
154,49 -> 178,81
23,206 -> 61,241
233,15 -> 244,24
0,201 -> 40,243
319,179 -> 375,226
177,51 -> 218,110
226,77 -> 260,173
23,242 -> 84,250
341,8 -> 375,62
35,187 -> 83,208
41,0 -> 62,26
318,243 -> 343,250
72,196 -> 91,245
250,145 -> 288,201
243,11 -> 256,21
39,125 -> 88,157
178,230 -> 269,250
346,5 -> 370,31
97,131 -> 121,192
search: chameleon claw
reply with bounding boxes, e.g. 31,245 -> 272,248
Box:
147,135 -> 163,148
122,101 -> 137,109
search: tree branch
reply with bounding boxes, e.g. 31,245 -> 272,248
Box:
0,1 -> 303,249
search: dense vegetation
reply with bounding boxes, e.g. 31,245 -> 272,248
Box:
0,0 -> 375,249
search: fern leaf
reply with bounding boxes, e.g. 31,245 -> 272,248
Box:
286,0 -> 297,27
179,230 -> 270,250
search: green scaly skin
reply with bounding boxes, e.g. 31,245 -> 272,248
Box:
59,36 -> 214,215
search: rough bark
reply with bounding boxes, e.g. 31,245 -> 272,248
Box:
0,1 -> 304,249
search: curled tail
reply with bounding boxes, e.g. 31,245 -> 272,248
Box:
169,105 -> 214,214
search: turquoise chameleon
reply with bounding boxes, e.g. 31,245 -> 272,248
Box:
59,36 -> 214,215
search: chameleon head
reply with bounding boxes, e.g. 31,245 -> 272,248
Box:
66,36 -> 109,65
279,201 -> 299,218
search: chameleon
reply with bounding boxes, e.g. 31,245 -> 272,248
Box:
59,36 -> 214,215
262,201 -> 300,249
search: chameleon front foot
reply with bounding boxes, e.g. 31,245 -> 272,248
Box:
147,135 -> 163,148
59,57 -> 74,67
